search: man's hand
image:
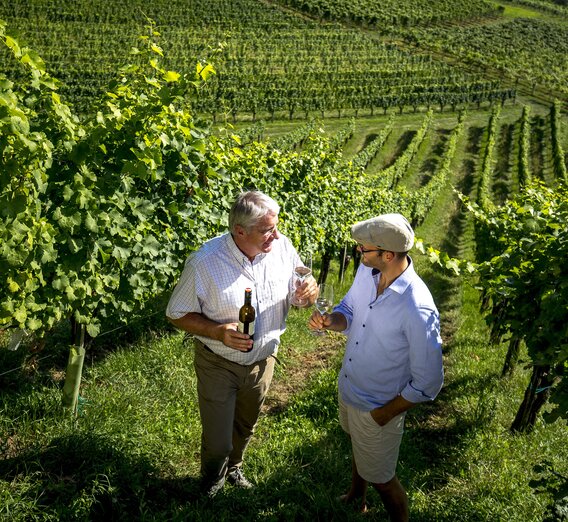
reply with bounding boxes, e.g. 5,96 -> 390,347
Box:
370,396 -> 415,426
369,406 -> 393,427
295,275 -> 318,307
309,309 -> 332,332
170,313 -> 253,351
216,323 -> 253,352
309,309 -> 349,333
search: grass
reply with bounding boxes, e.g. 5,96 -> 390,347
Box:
490,1 -> 547,19
2,107 -> 568,520
2,263 -> 566,520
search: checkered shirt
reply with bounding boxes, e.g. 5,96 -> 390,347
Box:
166,232 -> 301,364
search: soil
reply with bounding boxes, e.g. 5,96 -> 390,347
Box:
263,333 -> 344,415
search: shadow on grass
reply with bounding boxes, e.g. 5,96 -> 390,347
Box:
418,150 -> 478,347
492,123 -> 514,206
0,364 -> 500,521
0,432 -> 191,519
0,293 -> 174,396
382,130 -> 417,169
466,126 -> 484,155
420,128 -> 451,187
359,132 -> 379,152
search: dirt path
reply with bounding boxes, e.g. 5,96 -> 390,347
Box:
263,334 -> 344,414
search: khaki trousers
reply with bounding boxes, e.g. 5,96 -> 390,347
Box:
193,340 -> 275,484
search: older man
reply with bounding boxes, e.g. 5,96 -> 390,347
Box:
310,213 -> 443,521
167,190 -> 317,498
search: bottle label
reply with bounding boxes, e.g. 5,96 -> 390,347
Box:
238,320 -> 255,338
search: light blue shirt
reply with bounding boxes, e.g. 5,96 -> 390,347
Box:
335,258 -> 443,411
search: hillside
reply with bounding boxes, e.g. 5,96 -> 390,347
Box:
0,0 -> 548,117
1,1 -> 567,520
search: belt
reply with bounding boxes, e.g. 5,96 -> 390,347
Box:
194,338 -> 216,354
194,338 -> 280,366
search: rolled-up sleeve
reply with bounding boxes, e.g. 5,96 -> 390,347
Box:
400,305 -> 443,403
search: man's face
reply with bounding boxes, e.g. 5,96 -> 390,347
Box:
357,243 -> 387,270
240,212 -> 280,257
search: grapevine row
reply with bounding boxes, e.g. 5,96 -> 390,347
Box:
411,112 -> 466,225
235,121 -> 266,146
0,0 -> 514,117
323,120 -> 356,156
349,115 -> 394,171
476,105 -> 501,211
267,120 -> 317,151
500,0 -> 568,16
273,0 -> 500,27
377,110 -> 434,189
406,19 -> 568,99
518,105 -> 532,188
550,100 -> 567,182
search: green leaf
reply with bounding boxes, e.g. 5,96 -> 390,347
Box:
445,258 -> 460,275
112,245 -> 131,261
164,70 -> 180,82
4,35 -> 22,57
21,50 -> 46,72
10,115 -> 30,134
196,62 -> 215,81
86,322 -> 101,337
428,250 -> 440,264
14,308 -> 27,324
145,76 -> 160,88
85,212 -> 99,232
53,275 -> 70,291
143,235 -> 161,257
26,317 -> 43,331
150,43 -> 164,56
63,185 -> 74,201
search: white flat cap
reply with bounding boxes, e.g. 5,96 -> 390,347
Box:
351,213 -> 414,253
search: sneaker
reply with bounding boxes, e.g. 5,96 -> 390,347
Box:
226,467 -> 254,489
202,477 -> 225,499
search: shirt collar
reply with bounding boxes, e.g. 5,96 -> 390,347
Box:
372,256 -> 415,295
389,256 -> 415,294
226,233 -> 266,265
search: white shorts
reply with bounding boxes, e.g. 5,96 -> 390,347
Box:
339,395 -> 406,484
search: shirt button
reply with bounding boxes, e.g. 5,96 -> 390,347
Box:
370,306 -> 372,309
355,342 -> 359,345
362,324 -> 366,327
349,358 -> 352,362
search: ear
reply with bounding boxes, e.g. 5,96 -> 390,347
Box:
234,224 -> 247,237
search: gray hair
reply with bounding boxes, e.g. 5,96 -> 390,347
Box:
229,191 -> 280,233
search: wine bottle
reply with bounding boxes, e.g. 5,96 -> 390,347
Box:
238,288 -> 255,352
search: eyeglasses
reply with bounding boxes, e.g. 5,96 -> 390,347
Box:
357,244 -> 386,255
255,225 -> 278,238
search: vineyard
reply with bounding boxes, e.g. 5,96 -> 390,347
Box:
405,18 -> 568,98
1,0 -> 568,520
273,0 -> 502,26
0,0 -> 516,117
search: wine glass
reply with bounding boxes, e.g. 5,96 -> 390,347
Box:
290,253 -> 312,306
313,283 -> 334,335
